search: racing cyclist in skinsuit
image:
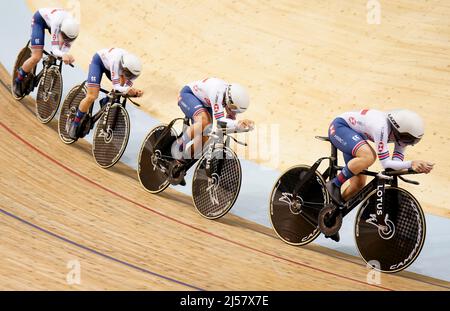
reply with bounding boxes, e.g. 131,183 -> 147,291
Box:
14,8 -> 79,97
325,109 -> 434,241
172,78 -> 254,161
67,48 -> 144,139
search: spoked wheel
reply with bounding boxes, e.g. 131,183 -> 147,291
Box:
36,66 -> 63,123
192,147 -> 241,220
58,84 -> 87,144
92,104 -> 130,169
269,165 -> 329,246
137,125 -> 177,194
11,42 -> 36,100
355,187 -> 426,273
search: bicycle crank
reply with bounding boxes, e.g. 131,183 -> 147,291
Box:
167,161 -> 186,185
318,204 -> 343,236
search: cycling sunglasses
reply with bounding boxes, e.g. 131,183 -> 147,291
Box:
61,32 -> 76,42
225,86 -> 243,113
122,68 -> 135,80
395,131 -> 422,145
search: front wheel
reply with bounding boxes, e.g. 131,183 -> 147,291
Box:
92,104 -> 130,169
192,147 -> 242,220
58,84 -> 87,144
355,187 -> 426,273
269,165 -> 328,246
36,66 -> 63,124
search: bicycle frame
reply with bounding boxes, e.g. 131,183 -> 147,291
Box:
301,136 -> 419,226
30,50 -> 71,91
91,88 -> 128,126
152,118 -> 248,179
68,84 -> 129,136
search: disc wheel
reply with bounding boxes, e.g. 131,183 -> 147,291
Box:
355,187 -> 426,273
137,125 -> 177,194
11,42 -> 36,100
269,165 -> 329,246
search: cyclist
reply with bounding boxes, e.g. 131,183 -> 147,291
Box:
171,78 -> 254,161
13,8 -> 79,97
68,47 -> 144,139
326,109 -> 434,204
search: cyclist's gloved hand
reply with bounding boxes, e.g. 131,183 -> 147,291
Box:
62,54 -> 75,65
412,161 -> 434,174
127,88 -> 144,98
238,119 -> 255,131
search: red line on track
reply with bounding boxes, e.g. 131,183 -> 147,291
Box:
0,120 -> 393,291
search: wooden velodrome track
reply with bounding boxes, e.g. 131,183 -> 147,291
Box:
0,65 -> 449,290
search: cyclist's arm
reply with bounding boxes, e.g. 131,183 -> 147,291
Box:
110,61 -> 131,94
60,41 -> 72,54
392,142 -> 407,162
375,128 -> 412,170
212,93 -> 238,130
49,21 -> 66,58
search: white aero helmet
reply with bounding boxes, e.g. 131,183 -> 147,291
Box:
121,53 -> 142,78
61,16 -> 79,40
387,109 -> 424,145
225,83 -> 249,113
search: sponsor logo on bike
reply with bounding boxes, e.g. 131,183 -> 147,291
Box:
301,229 -> 319,242
98,126 -> 113,143
376,184 -> 383,216
207,173 -> 220,206
279,192 -> 302,215
366,213 -> 395,240
103,102 -> 111,125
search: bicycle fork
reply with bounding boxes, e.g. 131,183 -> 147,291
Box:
202,133 -> 228,205
41,70 -> 54,102
367,177 -> 396,240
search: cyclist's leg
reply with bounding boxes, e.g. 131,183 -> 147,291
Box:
192,109 -> 213,156
174,86 -> 212,160
15,11 -> 46,87
78,54 -> 104,113
327,118 -> 373,202
341,144 -> 376,200
342,175 -> 367,202
68,54 -> 103,138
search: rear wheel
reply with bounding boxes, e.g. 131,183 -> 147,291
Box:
137,125 -> 177,194
192,147 -> 241,220
11,42 -> 36,100
92,104 -> 130,169
58,84 -> 87,144
269,165 -> 328,246
36,66 -> 63,124
355,187 -> 426,273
